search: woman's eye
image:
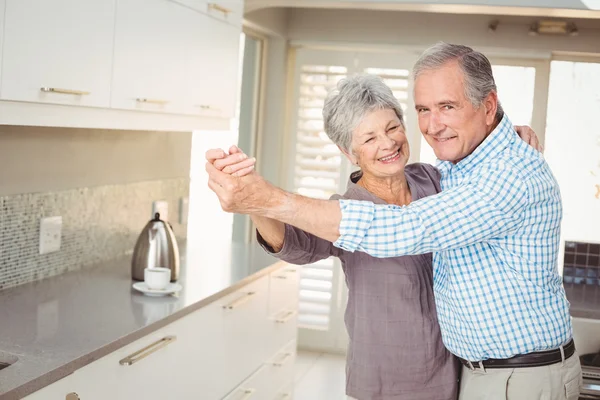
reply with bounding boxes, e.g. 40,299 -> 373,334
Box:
387,126 -> 399,132
365,138 -> 374,143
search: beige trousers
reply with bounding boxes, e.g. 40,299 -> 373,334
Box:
459,350 -> 582,400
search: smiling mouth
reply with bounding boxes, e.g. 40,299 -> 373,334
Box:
434,136 -> 457,142
378,150 -> 401,163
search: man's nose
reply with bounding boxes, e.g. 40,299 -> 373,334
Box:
427,112 -> 444,136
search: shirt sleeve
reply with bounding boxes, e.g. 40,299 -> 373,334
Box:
333,162 -> 529,257
257,224 -> 340,265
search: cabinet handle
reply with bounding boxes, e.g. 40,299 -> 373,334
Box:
208,3 -> 231,15
271,352 -> 292,367
194,104 -> 221,112
66,393 -> 80,400
223,291 -> 256,310
40,87 -> 90,96
235,388 -> 256,400
119,335 -> 176,366
275,310 -> 297,324
136,98 -> 169,105
272,275 -> 288,280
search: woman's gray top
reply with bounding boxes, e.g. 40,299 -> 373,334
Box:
257,163 -> 459,400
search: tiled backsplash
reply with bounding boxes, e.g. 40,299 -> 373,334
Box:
0,178 -> 189,290
563,241 -> 600,285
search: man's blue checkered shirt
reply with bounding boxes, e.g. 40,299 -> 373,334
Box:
334,115 -> 572,361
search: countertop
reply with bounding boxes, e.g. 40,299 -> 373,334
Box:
565,283 -> 600,320
0,240 -> 283,400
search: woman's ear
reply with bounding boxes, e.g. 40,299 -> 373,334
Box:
338,144 -> 358,165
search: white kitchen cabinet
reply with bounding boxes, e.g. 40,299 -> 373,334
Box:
0,0 -> 115,108
0,0 -> 5,87
111,0 -> 188,114
184,10 -> 241,119
223,340 -> 296,400
23,264 -> 299,400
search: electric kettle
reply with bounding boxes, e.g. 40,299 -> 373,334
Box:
131,212 -> 180,281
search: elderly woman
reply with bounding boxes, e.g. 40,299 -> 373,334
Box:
207,75 -> 540,400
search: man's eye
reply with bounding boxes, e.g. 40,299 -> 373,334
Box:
417,108 -> 428,113
443,105 -> 454,110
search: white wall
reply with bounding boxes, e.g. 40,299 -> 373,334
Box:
0,126 -> 191,196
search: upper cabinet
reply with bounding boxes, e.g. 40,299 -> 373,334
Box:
0,0 -> 115,108
111,0 -> 188,114
184,8 -> 241,118
0,0 -> 243,131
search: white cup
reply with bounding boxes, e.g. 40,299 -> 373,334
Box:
144,267 -> 171,290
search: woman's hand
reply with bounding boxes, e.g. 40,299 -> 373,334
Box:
514,125 -> 543,153
205,145 -> 256,177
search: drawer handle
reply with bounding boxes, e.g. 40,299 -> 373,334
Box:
208,3 -> 231,15
119,335 -> 176,366
275,310 -> 297,323
271,352 -> 292,367
223,291 -> 256,310
272,275 -> 288,280
235,388 -> 256,400
136,98 -> 169,105
40,87 -> 90,96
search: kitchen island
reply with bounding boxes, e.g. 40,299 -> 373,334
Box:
0,240 -> 296,400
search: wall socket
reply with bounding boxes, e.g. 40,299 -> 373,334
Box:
179,197 -> 189,225
152,200 -> 169,221
39,216 -> 62,255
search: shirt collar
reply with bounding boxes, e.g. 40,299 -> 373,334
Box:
435,113 -> 515,177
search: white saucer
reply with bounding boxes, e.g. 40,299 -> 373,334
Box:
133,282 -> 183,297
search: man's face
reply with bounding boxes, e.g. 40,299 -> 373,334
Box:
414,60 -> 496,163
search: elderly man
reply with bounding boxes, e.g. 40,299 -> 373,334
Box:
206,43 -> 582,399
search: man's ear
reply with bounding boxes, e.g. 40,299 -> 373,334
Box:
484,91 -> 499,126
337,145 -> 357,165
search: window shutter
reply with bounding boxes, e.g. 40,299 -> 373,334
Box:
292,64 -> 347,329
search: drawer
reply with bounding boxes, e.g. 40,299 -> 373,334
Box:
261,340 -> 297,400
268,265 -> 299,316
223,340 -> 297,400
218,276 -> 272,393
271,381 -> 294,400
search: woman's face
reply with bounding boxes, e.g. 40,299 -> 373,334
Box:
344,108 -> 410,179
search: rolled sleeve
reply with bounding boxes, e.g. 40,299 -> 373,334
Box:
333,199 -> 375,252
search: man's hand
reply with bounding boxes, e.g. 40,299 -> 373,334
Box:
515,125 -> 543,152
205,145 -> 256,177
205,159 -> 278,215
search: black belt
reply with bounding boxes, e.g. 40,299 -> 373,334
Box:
459,339 -> 575,370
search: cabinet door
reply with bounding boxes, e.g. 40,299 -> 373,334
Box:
184,13 -> 241,119
111,0 -> 188,114
0,0 -> 115,107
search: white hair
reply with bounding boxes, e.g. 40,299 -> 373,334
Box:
413,42 -> 504,121
322,74 -> 405,152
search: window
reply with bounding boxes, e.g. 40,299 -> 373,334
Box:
293,64 -> 347,330
288,49 -> 416,350
544,60 -> 600,257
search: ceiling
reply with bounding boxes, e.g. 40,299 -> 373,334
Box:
245,0 -> 600,19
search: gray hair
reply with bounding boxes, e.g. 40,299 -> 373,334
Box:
322,74 -> 405,152
413,42 -> 504,121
